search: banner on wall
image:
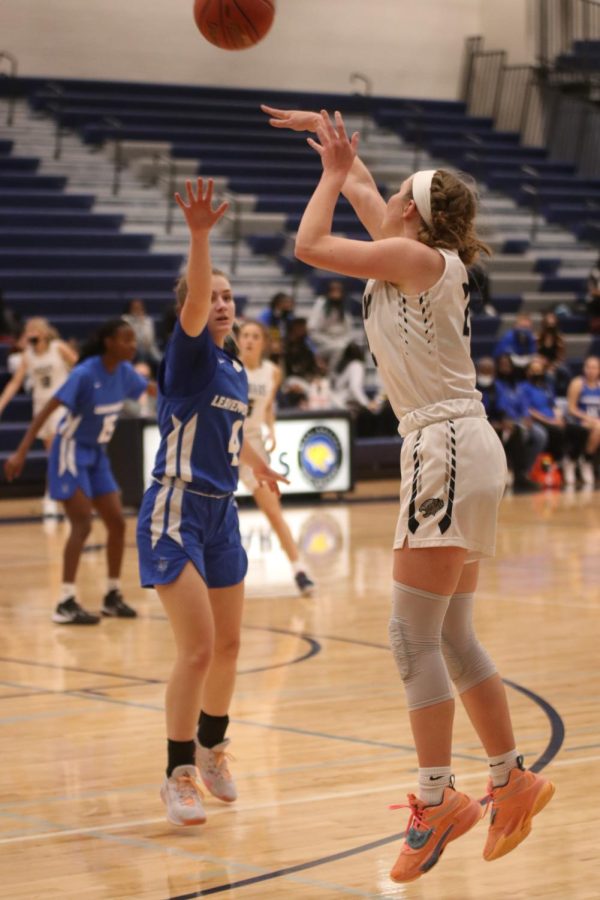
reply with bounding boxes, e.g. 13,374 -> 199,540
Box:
142,414 -> 353,496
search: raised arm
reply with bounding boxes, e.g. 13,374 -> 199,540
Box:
261,104 -> 386,239
294,111 -> 438,285
174,178 -> 229,337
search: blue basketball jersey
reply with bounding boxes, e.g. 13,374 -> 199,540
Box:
578,382 -> 600,418
151,321 -> 248,494
54,356 -> 148,446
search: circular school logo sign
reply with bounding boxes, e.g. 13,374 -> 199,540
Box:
298,425 -> 343,488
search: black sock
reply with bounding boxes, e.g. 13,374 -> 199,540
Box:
166,739 -> 196,777
197,711 -> 229,748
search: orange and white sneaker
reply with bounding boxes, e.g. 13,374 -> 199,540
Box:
160,764 -> 207,826
196,738 -> 237,803
482,758 -> 555,861
389,784 -> 484,883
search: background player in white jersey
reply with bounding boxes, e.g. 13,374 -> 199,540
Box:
263,105 -> 555,882
4,318 -> 148,624
136,179 -> 286,827
238,320 -> 315,596
0,317 -> 77,515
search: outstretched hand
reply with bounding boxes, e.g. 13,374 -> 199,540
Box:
174,178 -> 228,235
307,110 -> 359,181
253,460 -> 289,494
4,450 -> 25,482
260,104 -> 322,133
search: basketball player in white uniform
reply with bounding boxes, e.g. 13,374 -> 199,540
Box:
263,105 -> 555,882
0,317 -> 77,514
238,320 -> 315,596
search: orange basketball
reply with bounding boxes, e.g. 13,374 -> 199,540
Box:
193,0 -> 275,50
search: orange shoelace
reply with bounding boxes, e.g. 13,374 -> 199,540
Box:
389,795 -> 428,832
175,774 -> 204,806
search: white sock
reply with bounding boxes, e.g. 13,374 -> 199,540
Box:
290,560 -> 304,576
107,578 -> 121,594
61,583 -> 76,602
417,766 -> 453,806
488,749 -> 520,787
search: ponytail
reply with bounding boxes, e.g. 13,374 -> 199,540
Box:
77,318 -> 130,365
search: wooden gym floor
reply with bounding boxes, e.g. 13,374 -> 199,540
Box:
0,484 -> 598,899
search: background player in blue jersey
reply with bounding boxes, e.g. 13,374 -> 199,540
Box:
4,318 -> 149,624
136,178 -> 286,827
566,354 -> 600,486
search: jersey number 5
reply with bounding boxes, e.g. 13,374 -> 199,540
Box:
228,419 -> 243,466
98,413 -> 119,443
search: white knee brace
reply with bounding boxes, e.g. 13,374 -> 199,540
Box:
389,581 -> 454,711
441,591 -> 497,693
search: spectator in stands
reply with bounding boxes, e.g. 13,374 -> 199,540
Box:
479,356 -> 544,492
257,291 -> 295,363
307,278 -> 353,368
519,357 -> 587,485
280,316 -> 322,407
332,340 -> 375,412
123,298 -> 162,370
0,290 -> 21,345
565,355 -> 600,487
585,253 -> 600,334
0,317 -> 78,515
494,313 -> 536,376
536,310 -> 570,396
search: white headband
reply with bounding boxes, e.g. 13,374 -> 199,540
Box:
411,169 -> 436,228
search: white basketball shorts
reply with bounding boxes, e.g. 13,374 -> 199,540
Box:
394,416 -> 507,562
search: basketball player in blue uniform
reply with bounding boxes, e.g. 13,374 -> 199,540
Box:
4,318 -> 149,623
136,178 -> 286,827
566,354 -> 600,486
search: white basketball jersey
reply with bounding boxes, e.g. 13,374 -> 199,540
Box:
244,359 -> 277,438
25,341 -> 70,413
362,249 -> 485,436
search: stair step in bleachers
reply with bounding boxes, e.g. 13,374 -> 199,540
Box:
0,229 -> 154,250
0,190 -> 95,209
0,211 -> 124,229
0,250 -> 181,271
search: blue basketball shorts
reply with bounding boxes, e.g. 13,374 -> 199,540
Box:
47,435 -> 119,501
136,480 -> 248,590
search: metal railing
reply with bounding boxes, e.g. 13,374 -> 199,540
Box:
44,82 -> 67,160
223,191 -> 243,275
103,116 -> 124,196
349,71 -> 372,143
149,153 -> 181,234
460,33 -> 600,177
465,50 -> 507,118
459,36 -> 484,105
462,40 -> 547,148
0,51 -> 17,126
537,0 -> 600,68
